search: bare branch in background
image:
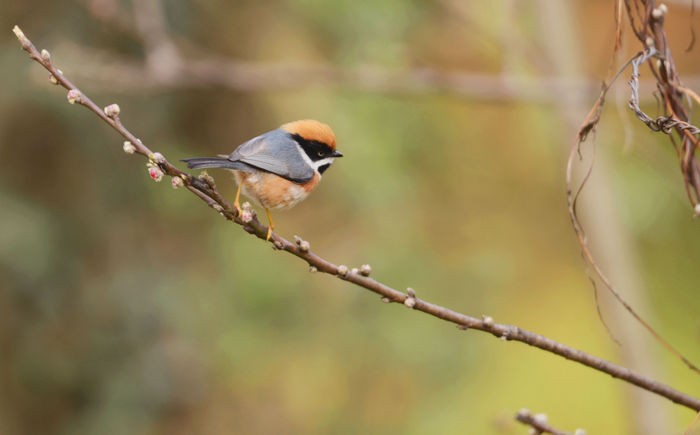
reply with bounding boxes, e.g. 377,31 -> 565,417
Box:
42,39 -> 700,104
12,25 -> 700,414
40,0 -> 700,104
39,44 -> 597,103
130,0 -> 182,82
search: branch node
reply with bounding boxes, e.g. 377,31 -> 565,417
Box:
481,315 -> 494,328
694,204 -> 700,217
404,288 -> 417,308
12,25 -> 30,48
652,5 -> 667,20
359,264 -> 372,276
309,266 -> 317,273
403,296 -> 417,308
533,413 -> 548,426
273,240 -> 284,250
123,141 -> 136,154
50,68 -> 65,86
150,152 -> 166,164
49,68 -> 63,85
240,202 -> 254,223
456,323 -> 469,331
293,236 -> 310,252
337,265 -> 349,277
146,162 -> 164,182
171,176 -> 184,189
197,171 -> 216,189
516,408 -> 531,419
380,296 -> 392,303
40,49 -> 51,62
66,89 -> 82,105
104,103 -> 121,118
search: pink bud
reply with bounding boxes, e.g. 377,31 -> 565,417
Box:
67,89 -> 82,104
151,152 -> 165,164
103,103 -> 120,117
171,176 -> 184,189
148,166 -> 164,182
241,208 -> 253,223
240,202 -> 254,223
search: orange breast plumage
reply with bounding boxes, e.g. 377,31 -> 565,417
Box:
233,171 -> 321,210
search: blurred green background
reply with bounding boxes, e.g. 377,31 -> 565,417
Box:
2,1 -> 700,434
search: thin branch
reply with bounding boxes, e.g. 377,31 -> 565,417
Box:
67,0 -> 700,107
514,409 -> 580,435
12,25 -> 700,413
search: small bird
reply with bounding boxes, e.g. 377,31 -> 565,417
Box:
182,119 -> 342,240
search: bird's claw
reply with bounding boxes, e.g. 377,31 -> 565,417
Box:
233,198 -> 243,218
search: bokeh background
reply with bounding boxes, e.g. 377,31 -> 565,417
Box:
2,1 -> 700,434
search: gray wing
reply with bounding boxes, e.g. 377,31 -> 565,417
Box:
228,129 -> 314,183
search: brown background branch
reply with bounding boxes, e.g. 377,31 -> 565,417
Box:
61,0 -> 700,105
39,41 -> 700,105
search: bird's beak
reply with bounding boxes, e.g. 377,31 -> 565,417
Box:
331,150 -> 343,158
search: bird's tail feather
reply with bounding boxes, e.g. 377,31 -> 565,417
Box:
181,157 -> 250,171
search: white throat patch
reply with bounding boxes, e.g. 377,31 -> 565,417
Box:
294,142 -> 335,176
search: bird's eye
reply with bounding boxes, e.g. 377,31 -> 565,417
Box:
317,151 -> 324,157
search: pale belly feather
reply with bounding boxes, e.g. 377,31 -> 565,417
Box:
232,170 -> 317,210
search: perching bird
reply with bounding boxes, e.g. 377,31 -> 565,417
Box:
182,120 -> 342,240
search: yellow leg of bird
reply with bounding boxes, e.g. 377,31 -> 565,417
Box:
265,208 -> 274,241
233,184 -> 242,216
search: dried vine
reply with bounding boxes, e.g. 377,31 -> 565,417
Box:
566,0 -> 700,375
